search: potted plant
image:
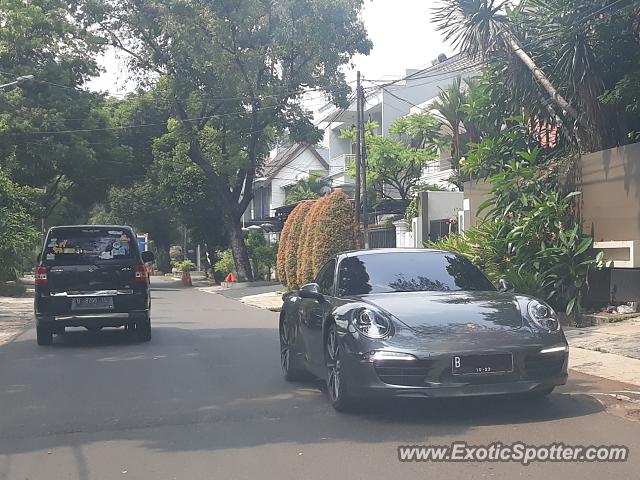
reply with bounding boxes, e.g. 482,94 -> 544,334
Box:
175,260 -> 196,286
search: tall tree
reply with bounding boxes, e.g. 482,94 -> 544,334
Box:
82,0 -> 371,281
432,0 -> 579,124
433,0 -> 640,151
0,0 -> 129,226
0,170 -> 39,281
343,120 -> 438,201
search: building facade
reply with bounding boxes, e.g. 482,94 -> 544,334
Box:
317,53 -> 480,194
244,143 -> 329,224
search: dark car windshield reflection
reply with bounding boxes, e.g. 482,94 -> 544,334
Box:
338,252 -> 495,296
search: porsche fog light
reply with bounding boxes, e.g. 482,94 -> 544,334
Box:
353,308 -> 392,339
527,300 -> 560,332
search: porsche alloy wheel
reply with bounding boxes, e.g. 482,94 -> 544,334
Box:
325,324 -> 353,411
280,315 -> 306,381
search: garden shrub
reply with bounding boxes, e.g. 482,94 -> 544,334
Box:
277,201 -> 314,289
245,232 -> 277,280
311,190 -> 357,274
214,249 -> 236,278
276,212 -> 292,285
429,143 -> 602,316
297,195 -> 330,287
277,192 -> 359,288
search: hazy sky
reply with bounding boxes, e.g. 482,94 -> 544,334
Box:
87,0 -> 452,97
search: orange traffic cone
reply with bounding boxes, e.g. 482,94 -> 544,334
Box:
224,272 -> 237,283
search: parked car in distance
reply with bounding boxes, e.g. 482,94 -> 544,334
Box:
280,249 -> 569,411
34,225 -> 155,345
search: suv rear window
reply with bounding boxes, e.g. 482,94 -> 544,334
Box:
43,228 -> 137,265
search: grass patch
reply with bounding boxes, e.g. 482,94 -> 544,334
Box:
607,314 -> 640,323
0,282 -> 28,297
268,307 -> 283,313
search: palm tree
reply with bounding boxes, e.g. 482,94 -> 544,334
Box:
285,173 -> 331,204
431,77 -> 467,161
432,0 -> 580,123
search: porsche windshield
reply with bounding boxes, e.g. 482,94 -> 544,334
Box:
338,252 -> 496,295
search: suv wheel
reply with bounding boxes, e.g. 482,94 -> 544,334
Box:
37,325 -> 53,346
136,318 -> 152,342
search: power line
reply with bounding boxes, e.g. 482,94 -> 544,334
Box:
0,68 -> 338,104
4,100 -> 309,136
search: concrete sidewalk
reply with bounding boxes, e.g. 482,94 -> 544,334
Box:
199,286 -> 284,310
0,296 -> 33,347
566,318 -> 640,386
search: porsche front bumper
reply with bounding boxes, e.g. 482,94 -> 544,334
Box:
339,346 -> 568,399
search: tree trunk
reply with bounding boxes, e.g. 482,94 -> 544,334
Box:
506,35 -> 580,124
227,217 -> 254,282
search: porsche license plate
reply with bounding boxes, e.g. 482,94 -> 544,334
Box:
71,297 -> 114,311
452,353 -> 513,375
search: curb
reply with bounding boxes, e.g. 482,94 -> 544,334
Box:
568,345 -> 640,386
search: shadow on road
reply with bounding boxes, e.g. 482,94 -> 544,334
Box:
0,322 -> 607,459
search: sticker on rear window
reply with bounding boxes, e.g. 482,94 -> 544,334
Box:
108,230 -> 123,235
46,254 -> 55,260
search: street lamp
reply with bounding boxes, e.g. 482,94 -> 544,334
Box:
0,75 -> 34,90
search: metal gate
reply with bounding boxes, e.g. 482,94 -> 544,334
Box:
367,226 -> 396,249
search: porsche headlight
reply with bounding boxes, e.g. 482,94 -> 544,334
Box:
527,300 -> 560,332
353,308 -> 392,339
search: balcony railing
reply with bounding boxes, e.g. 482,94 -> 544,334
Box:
329,154 -> 356,175
423,157 -> 453,174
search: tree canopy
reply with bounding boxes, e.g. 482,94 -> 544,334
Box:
78,0 -> 372,280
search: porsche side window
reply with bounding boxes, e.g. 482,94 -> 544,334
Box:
316,260 -> 336,296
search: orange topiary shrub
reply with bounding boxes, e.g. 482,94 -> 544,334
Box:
311,190 -> 357,273
278,201 -> 314,289
296,194 -> 330,287
276,212 -> 293,285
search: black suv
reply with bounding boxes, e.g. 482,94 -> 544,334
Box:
34,225 -> 155,345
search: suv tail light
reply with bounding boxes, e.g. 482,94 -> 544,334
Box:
134,264 -> 149,284
35,266 -> 49,286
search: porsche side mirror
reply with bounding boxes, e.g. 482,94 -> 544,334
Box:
141,251 -> 155,263
498,279 -> 515,293
299,283 -> 324,302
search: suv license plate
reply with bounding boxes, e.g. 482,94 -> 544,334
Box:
71,297 -> 114,311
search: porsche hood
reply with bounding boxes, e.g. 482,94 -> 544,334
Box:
361,291 -> 524,335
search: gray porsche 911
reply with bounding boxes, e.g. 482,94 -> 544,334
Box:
279,249 -> 568,411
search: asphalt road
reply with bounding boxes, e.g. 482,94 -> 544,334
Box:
1,279 -> 639,480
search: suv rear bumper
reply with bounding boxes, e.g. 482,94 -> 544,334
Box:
35,289 -> 149,318
36,310 -> 149,328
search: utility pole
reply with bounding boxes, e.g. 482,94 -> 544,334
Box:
354,71 -> 362,226
360,80 -> 369,249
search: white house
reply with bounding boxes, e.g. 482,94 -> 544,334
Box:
316,53 -> 480,194
245,143 -> 329,222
